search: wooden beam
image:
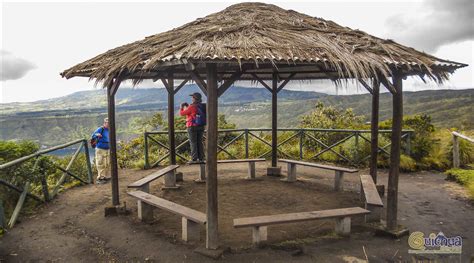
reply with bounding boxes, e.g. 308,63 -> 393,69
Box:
217,71 -> 244,97
380,77 -> 397,94
160,78 -> 171,91
174,79 -> 189,95
386,72 -> 403,231
205,63 -> 219,249
358,79 -> 373,94
109,76 -> 122,97
189,71 -> 208,96
370,80 -> 380,183
276,72 -> 296,93
107,78 -> 122,206
250,73 -> 272,92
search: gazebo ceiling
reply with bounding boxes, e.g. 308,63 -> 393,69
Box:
61,2 -> 467,86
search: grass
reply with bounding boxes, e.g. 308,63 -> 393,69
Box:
446,168 -> 474,199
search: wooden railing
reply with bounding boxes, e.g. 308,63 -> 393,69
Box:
144,128 -> 413,169
0,139 -> 93,229
452,131 -> 474,168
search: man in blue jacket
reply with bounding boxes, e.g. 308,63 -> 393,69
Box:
92,118 -> 110,184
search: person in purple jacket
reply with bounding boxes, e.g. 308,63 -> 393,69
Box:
91,118 -> 110,184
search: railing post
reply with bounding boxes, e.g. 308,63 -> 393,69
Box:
299,129 -> 304,160
405,132 -> 411,156
8,182 -> 30,228
453,134 -> 460,168
82,140 -> 93,184
144,132 -> 150,169
354,132 -> 359,164
245,129 -> 249,159
0,200 -> 6,230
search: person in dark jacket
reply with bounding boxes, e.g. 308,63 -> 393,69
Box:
91,118 -> 110,183
180,92 -> 206,163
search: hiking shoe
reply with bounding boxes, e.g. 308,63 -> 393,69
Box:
96,179 -> 106,184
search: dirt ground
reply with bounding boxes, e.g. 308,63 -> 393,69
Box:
1,162 -> 473,262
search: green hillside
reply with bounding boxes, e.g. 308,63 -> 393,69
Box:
1,86 -> 472,146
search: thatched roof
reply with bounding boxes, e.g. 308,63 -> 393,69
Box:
61,2 -> 466,87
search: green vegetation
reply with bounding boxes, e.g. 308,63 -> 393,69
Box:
0,140 -> 90,222
446,169 -> 474,199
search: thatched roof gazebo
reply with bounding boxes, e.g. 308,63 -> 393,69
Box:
61,2 -> 466,249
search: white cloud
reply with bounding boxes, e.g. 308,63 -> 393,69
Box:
0,50 -> 37,81
385,0 -> 474,52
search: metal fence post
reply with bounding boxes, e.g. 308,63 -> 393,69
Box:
83,140 -> 93,183
144,132 -> 150,169
244,129 -> 249,159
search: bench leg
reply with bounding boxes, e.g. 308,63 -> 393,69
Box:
335,217 -> 351,236
195,163 -> 206,183
287,163 -> 297,182
252,226 -> 268,246
247,162 -> 256,179
365,204 -> 382,223
163,170 -> 180,189
138,200 -> 153,223
182,217 -> 200,242
334,171 -> 344,191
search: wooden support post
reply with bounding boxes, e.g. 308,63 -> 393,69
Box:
205,63 -> 219,249
335,217 -> 351,236
8,182 -> 30,228
370,80 -> 380,184
252,226 -> 268,246
287,163 -> 297,182
453,134 -> 460,168
83,140 -> 93,184
40,172 -> 50,202
144,132 -> 150,169
137,185 -> 153,223
182,217 -> 201,242
299,130 -> 304,160
387,74 -> 403,231
108,78 -> 122,206
267,71 -> 281,176
167,73 -> 177,165
334,171 -> 344,191
247,161 -> 256,179
244,129 -> 249,159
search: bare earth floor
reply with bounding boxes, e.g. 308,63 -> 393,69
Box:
0,163 -> 473,262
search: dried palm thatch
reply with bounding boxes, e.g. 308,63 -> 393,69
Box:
61,2 -> 466,87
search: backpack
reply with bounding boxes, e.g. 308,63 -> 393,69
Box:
193,103 -> 206,126
90,127 -> 104,149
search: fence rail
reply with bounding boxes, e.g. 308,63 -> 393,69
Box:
452,131 -> 474,168
144,128 -> 413,169
0,139 -> 93,229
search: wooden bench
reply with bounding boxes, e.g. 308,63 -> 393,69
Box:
279,159 -> 358,191
359,174 -> 384,223
128,190 -> 206,242
128,165 -> 180,191
195,159 -> 266,182
233,207 -> 370,246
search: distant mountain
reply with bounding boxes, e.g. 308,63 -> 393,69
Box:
1,86 -> 473,146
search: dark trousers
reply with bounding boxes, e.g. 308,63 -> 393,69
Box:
187,126 -> 205,161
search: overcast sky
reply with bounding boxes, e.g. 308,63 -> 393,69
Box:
1,0 -> 473,103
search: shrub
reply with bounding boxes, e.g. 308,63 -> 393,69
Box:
399,154 -> 417,172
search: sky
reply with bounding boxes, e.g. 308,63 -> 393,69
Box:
1,0 -> 473,103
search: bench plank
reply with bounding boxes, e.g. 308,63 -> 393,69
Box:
234,207 -> 369,228
128,165 -> 179,188
128,190 -> 206,224
279,159 -> 358,173
360,174 -> 383,207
